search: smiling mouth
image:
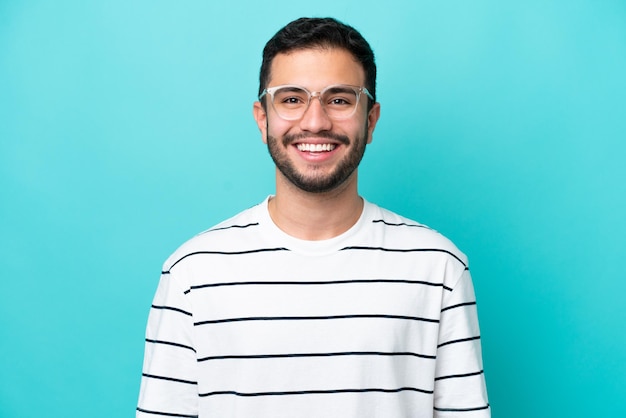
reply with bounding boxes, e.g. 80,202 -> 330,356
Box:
296,143 -> 337,152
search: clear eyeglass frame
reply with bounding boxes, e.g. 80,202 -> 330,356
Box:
258,84 -> 374,121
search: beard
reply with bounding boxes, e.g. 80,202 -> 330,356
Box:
266,128 -> 368,194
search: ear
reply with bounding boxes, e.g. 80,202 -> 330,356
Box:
253,101 -> 268,144
366,102 -> 381,144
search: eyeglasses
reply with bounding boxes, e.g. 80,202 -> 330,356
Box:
259,84 -> 373,121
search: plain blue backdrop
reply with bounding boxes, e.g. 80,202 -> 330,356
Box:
1,1 -> 625,417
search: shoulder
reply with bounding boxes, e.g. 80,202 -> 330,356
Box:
162,200 -> 268,272
363,201 -> 468,267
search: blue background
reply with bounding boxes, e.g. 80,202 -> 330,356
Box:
1,1 -> 625,416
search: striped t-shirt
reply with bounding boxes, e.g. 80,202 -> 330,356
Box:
137,197 -> 490,418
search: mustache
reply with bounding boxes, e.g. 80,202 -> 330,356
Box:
282,131 -> 350,147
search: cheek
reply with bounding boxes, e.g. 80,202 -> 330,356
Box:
347,119 -> 369,141
267,117 -> 296,139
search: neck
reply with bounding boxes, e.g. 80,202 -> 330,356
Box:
268,170 -> 364,240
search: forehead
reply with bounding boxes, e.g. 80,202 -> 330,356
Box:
268,47 -> 365,89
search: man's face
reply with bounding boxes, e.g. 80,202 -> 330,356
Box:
253,48 -> 380,194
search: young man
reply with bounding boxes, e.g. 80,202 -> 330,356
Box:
137,17 -> 490,418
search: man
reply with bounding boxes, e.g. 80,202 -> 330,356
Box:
137,17 -> 490,418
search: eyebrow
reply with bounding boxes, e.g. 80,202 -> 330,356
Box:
275,86 -> 306,93
324,86 -> 354,94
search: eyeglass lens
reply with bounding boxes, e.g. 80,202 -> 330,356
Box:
271,86 -> 360,120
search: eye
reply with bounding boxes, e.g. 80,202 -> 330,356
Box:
282,96 -> 305,105
323,87 -> 357,108
273,87 -> 308,107
325,93 -> 355,107
328,97 -> 352,105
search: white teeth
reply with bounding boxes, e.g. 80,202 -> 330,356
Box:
296,143 -> 336,152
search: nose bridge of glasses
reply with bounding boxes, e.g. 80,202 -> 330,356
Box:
301,90 -> 330,121
308,90 -> 325,109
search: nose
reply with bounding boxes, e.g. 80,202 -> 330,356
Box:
299,94 -> 333,132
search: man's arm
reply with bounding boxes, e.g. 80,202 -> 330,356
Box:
434,269 -> 490,417
137,270 -> 199,418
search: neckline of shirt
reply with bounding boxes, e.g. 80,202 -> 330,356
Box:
259,195 -> 372,257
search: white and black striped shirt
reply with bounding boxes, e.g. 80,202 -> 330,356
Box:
137,197 -> 490,417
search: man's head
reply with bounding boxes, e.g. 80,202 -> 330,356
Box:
259,17 -> 377,107
254,18 -> 380,195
